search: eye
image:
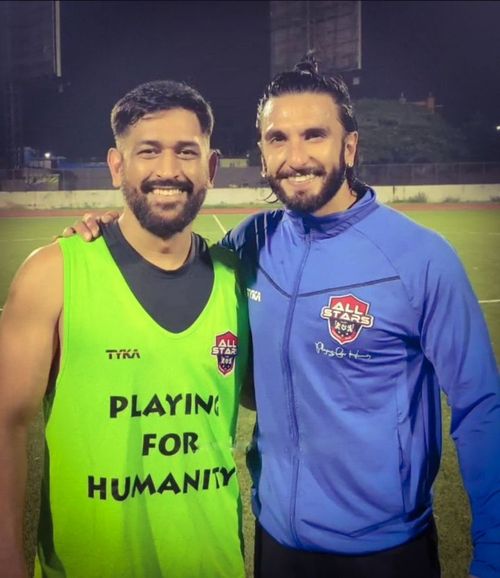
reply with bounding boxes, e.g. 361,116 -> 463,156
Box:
137,148 -> 158,157
269,133 -> 286,144
305,129 -> 326,141
178,148 -> 199,158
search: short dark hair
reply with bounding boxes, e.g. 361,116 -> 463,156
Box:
256,56 -> 358,137
111,80 -> 214,140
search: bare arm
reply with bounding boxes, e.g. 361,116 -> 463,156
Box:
0,244 -> 63,578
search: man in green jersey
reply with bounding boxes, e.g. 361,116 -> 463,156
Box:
0,80 -> 249,578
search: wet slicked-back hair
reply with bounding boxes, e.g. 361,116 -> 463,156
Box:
256,56 -> 357,137
256,56 -> 362,190
111,80 -> 214,140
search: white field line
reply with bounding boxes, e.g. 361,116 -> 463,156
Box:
212,214 -> 227,235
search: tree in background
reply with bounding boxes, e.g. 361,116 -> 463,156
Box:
248,99 -> 499,167
355,99 -> 469,164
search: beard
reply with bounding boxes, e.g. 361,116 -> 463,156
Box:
265,154 -> 347,214
122,177 -> 206,239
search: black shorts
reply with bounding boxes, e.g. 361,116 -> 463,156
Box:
254,520 -> 441,578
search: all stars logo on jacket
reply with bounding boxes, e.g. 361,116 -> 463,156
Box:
321,294 -> 374,345
211,331 -> 238,376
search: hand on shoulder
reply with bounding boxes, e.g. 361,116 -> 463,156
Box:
61,210 -> 120,241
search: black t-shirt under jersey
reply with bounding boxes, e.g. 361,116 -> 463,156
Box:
102,222 -> 214,333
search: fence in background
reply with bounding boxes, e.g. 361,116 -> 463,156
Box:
1,162 -> 500,192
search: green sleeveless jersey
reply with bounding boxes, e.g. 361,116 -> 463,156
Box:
35,235 -> 249,578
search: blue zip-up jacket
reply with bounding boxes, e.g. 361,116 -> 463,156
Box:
223,189 -> 500,578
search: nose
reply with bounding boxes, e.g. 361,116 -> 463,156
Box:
154,150 -> 180,179
286,138 -> 309,169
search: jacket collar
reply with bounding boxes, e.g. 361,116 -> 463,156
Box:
283,188 -> 379,238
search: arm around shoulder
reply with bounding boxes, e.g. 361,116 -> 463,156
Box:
0,242 -> 63,577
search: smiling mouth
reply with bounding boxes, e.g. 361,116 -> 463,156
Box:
281,172 -> 325,188
286,174 -> 317,184
150,187 -> 186,197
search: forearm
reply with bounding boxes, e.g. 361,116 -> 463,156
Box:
0,423 -> 30,578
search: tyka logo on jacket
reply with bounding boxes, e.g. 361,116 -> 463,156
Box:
321,294 -> 374,345
211,331 -> 238,376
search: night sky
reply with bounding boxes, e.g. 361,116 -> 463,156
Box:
21,0 -> 500,162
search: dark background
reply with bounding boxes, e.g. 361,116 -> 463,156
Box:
18,0 -> 500,161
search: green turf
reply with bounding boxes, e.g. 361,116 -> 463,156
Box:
1,208 -> 499,578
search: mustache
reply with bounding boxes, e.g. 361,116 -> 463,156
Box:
141,179 -> 193,195
275,168 -> 325,179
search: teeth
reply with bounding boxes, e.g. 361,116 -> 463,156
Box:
287,174 -> 316,183
152,188 -> 184,197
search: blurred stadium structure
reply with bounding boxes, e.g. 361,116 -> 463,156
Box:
0,1 -> 62,169
270,1 -> 362,87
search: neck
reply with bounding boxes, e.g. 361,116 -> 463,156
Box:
118,208 -> 193,270
312,180 -> 357,217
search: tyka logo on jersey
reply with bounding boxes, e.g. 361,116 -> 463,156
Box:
106,349 -> 141,360
211,332 -> 238,376
321,294 -> 374,345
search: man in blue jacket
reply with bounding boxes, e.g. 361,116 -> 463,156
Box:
64,60 -> 499,578
222,58 -> 499,578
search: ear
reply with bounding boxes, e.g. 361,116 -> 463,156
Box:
107,147 -> 124,188
207,149 -> 219,188
344,131 -> 358,168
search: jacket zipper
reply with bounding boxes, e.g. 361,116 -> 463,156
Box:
282,229 -> 311,546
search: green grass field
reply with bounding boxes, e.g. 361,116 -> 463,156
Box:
0,206 -> 499,578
